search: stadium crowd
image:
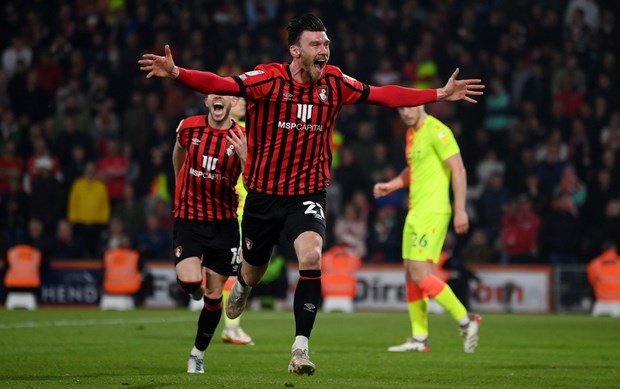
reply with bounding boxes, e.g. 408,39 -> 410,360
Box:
0,0 -> 619,269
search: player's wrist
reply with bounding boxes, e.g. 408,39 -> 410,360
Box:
436,87 -> 446,101
171,66 -> 180,79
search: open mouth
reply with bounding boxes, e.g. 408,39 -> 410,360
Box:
313,58 -> 326,72
212,102 -> 224,114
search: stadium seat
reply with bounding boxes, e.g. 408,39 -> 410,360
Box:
100,294 -> 136,310
5,292 -> 37,310
100,248 -> 142,311
591,301 -> 620,318
4,245 -> 42,310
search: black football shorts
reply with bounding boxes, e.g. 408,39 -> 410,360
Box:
241,189 -> 327,267
172,219 -> 241,276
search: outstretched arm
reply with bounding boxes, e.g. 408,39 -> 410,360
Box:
139,44 -> 240,95
367,68 -> 484,107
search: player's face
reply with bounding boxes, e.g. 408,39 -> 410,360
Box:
398,106 -> 424,127
296,31 -> 330,82
206,95 -> 235,124
230,97 -> 247,122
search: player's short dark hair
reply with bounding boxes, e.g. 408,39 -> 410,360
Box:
287,14 -> 327,47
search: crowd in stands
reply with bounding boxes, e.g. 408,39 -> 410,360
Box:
0,0 -> 618,267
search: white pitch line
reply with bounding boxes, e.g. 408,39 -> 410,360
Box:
0,316 -> 195,329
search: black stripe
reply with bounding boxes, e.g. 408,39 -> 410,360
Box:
270,80 -> 291,194
257,80 -> 277,193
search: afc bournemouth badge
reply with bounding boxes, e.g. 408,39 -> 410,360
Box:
244,237 -> 253,251
174,246 -> 183,258
317,86 -> 329,103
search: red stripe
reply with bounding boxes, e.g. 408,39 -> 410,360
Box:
204,302 -> 222,311
299,276 -> 321,280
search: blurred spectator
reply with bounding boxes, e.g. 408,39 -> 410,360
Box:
51,219 -> 83,259
366,205 -> 401,263
111,184 -> 146,240
91,99 -> 120,153
29,156 -> 64,232
122,91 -> 148,160
537,131 -> 568,192
67,162 -> 110,257
135,214 -> 170,260
539,192 -> 582,265
23,139 -> 62,194
62,144 -> 89,192
0,139 -> 23,195
0,107 -> 21,151
23,218 -> 53,264
96,138 -> 128,203
601,200 -> 620,249
100,217 -> 129,253
332,147 -> 365,204
476,172 -> 511,245
333,202 -> 368,259
553,164 -> 587,208
460,228 -> 500,264
2,35 -> 32,77
54,115 -> 94,169
0,177 -> 28,253
500,196 -> 541,264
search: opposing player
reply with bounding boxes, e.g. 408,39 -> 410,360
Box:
140,14 -> 483,375
373,105 -> 480,353
172,94 -> 248,373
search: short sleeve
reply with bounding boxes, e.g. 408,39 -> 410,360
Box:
233,65 -> 273,100
340,73 -> 370,105
176,119 -> 188,145
431,122 -> 460,161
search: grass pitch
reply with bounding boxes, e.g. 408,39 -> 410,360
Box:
0,309 -> 618,388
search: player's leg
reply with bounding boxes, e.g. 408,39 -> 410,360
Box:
285,192 -> 327,376
226,191 -> 280,319
174,220 -> 205,300
188,268 -> 227,373
406,214 -> 480,353
388,280 -> 430,352
221,276 -> 254,345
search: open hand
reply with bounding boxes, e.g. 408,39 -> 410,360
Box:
440,68 -> 485,103
138,44 -> 179,79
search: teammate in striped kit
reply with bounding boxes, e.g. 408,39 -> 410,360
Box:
140,14 -> 484,375
172,94 -> 248,373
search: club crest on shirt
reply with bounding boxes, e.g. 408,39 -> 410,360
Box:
317,86 -> 329,102
244,237 -> 253,251
226,145 -> 235,156
174,246 -> 183,258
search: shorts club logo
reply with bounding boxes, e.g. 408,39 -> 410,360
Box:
174,246 -> 183,258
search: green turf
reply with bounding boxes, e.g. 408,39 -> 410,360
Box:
0,309 -> 618,388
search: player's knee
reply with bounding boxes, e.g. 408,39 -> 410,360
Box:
299,247 -> 321,269
177,278 -> 202,294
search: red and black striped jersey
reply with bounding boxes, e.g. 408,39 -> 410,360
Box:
233,63 -> 369,196
173,115 -> 244,221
